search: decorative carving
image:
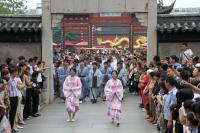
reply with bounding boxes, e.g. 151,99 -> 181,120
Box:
157,0 -> 176,14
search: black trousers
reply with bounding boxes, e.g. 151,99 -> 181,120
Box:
164,120 -> 173,133
23,88 -> 32,119
9,96 -> 18,129
31,89 -> 39,115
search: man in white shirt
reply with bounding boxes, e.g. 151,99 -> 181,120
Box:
111,56 -> 117,70
180,43 -> 194,63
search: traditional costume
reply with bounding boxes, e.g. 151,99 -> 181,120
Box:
104,79 -> 123,119
57,66 -> 70,98
63,76 -> 82,113
77,66 -> 89,100
88,68 -> 102,102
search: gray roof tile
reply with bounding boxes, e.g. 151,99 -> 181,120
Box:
0,15 -> 41,32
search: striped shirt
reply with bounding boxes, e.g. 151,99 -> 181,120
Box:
7,77 -> 19,97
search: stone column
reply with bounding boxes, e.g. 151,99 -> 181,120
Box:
147,0 -> 157,64
42,0 -> 54,104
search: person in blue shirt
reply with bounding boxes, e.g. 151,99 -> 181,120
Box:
169,55 -> 182,69
164,77 -> 178,133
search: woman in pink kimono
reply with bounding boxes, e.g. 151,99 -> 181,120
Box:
63,68 -> 82,122
104,70 -> 123,127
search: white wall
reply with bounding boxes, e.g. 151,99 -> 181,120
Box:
0,43 -> 41,64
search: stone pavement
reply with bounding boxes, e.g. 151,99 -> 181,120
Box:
19,94 -> 156,133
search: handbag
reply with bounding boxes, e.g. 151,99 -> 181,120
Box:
0,115 -> 11,133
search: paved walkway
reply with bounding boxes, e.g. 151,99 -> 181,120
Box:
19,94 -> 155,133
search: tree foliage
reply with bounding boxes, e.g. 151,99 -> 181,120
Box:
0,0 -> 27,14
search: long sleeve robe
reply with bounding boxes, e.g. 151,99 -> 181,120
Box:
77,66 -> 89,98
63,76 -> 82,113
104,79 -> 123,118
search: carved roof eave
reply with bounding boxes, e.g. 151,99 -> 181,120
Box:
157,0 -> 176,14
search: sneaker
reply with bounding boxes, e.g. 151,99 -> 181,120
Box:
13,128 -> 19,131
19,121 -> 26,125
79,100 -> 83,104
142,108 -> 146,112
16,125 -> 23,129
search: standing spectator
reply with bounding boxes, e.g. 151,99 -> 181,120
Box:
0,79 -> 11,133
138,66 -> 149,110
169,55 -> 182,69
31,71 -> 40,117
23,67 -> 33,120
0,79 -> 10,116
35,61 -> 45,91
7,66 -> 19,131
33,56 -> 39,66
180,43 -> 194,63
27,58 -> 34,75
18,56 -> 25,65
192,56 -> 199,68
164,77 -> 178,133
13,67 -> 25,131
185,112 -> 199,133
6,58 -> 14,67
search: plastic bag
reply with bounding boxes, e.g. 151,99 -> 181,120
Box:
0,115 -> 11,133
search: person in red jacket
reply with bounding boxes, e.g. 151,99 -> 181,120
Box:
138,66 -> 149,110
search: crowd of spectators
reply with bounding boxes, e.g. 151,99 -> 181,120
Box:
0,56 -> 47,133
134,43 -> 200,133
